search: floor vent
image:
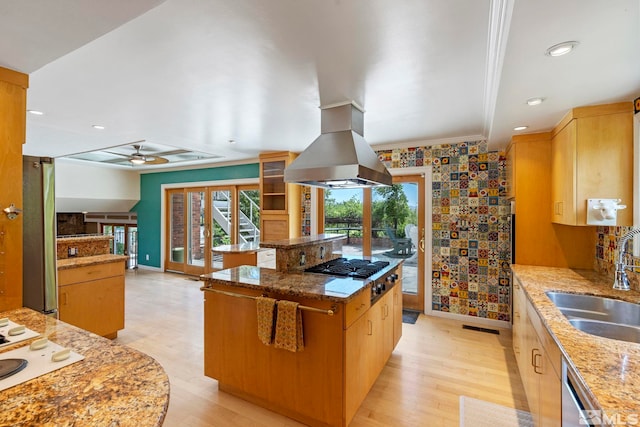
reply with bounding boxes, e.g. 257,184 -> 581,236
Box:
462,325 -> 500,335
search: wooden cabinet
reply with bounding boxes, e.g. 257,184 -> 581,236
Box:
512,277 -> 561,427
506,132 -> 595,269
551,102 -> 633,226
259,151 -> 301,242
58,261 -> 125,338
0,67 -> 28,312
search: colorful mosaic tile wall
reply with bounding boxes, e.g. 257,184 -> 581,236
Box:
377,140 -> 512,322
596,226 -> 640,291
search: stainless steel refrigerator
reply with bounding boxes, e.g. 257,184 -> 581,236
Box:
22,156 -> 57,315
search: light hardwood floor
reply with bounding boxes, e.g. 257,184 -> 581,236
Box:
115,269 -> 528,427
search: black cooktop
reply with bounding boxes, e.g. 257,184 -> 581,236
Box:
305,258 -> 390,279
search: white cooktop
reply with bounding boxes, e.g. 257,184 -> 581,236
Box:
0,320 -> 40,348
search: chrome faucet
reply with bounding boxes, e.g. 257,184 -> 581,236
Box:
613,228 -> 640,291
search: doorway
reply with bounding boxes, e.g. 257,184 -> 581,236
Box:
322,174 -> 426,311
165,185 -> 260,275
102,224 -> 138,269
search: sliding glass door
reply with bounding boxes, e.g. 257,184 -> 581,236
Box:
166,184 -> 258,275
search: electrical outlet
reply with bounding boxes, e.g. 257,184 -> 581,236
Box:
145,254 -> 149,261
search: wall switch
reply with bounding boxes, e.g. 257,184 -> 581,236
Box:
145,254 -> 150,261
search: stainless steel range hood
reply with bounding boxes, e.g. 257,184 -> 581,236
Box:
284,102 -> 392,188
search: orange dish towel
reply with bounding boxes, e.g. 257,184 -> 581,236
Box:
256,296 -> 277,346
274,300 -> 304,352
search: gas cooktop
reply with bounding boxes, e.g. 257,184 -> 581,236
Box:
304,258 -> 390,279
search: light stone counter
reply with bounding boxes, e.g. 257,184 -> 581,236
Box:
0,308 -> 169,426
511,265 -> 640,422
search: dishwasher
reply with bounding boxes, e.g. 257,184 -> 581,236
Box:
562,358 -> 598,427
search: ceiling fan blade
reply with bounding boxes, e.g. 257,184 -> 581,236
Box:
142,156 -> 169,165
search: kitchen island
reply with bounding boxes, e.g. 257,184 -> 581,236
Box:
201,257 -> 403,427
0,307 -> 169,426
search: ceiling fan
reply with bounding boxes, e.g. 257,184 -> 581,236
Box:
128,144 -> 169,165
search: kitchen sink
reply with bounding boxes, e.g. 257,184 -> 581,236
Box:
568,319 -> 640,344
546,291 -> 640,344
545,292 -> 640,327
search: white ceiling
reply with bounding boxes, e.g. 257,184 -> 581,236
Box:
1,0 -> 639,170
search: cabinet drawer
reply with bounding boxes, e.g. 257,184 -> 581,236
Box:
344,290 -> 370,329
58,261 -> 124,286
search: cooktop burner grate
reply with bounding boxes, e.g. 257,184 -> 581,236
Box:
305,258 -> 390,279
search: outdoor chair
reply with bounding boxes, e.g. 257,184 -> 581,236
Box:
384,226 -> 412,257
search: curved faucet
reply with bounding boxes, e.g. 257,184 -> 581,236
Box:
613,228 -> 640,290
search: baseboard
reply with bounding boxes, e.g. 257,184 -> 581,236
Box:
427,310 -> 511,329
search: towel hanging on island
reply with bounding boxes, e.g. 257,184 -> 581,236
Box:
256,296 -> 277,345
274,300 -> 304,352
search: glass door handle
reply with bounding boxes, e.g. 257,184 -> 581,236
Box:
419,227 -> 425,252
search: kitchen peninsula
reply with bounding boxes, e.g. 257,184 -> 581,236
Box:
0,308 -> 169,426
201,235 -> 403,427
57,235 -> 127,338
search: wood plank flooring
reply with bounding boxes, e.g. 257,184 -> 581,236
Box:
115,269 -> 528,427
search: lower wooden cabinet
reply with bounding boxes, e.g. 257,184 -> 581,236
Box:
513,277 -> 561,427
58,260 -> 125,339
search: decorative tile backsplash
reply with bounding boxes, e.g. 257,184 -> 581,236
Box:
596,226 -> 640,291
378,140 -> 512,322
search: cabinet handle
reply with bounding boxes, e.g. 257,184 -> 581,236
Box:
514,345 -> 519,355
531,348 -> 538,367
514,310 -> 519,319
367,320 -> 373,336
355,303 -> 365,311
62,292 -> 67,306
533,351 -> 543,375
385,304 -> 389,318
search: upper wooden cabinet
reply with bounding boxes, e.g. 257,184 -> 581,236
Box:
550,102 -> 633,226
259,151 -> 301,242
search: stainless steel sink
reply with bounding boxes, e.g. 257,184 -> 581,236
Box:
568,319 -> 640,344
545,291 -> 640,344
546,292 -> 640,327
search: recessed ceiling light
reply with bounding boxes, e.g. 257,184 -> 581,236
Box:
92,125 -> 105,130
545,41 -> 579,57
513,126 -> 528,131
28,110 -> 44,115
228,139 -> 236,144
526,97 -> 544,106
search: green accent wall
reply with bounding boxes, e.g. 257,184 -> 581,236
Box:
132,163 -> 259,268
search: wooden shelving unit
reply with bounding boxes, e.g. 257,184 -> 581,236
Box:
259,151 -> 301,241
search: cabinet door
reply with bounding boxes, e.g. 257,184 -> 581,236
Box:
512,279 -> 527,374
261,213 -> 289,241
381,291 -> 394,363
575,112 -> 634,226
345,309 -> 374,421
524,316 -> 542,425
58,276 -> 124,337
551,120 -> 576,225
539,351 -> 562,427
392,283 -> 402,348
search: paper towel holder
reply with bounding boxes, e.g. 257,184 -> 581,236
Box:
587,199 -> 626,225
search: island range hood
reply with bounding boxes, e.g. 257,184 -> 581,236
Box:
284,102 -> 392,188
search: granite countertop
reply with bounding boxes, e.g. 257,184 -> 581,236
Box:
0,308 -> 169,426
57,254 -> 128,270
259,233 -> 347,249
511,265 -> 640,420
56,235 -> 113,242
211,242 -> 263,254
201,257 -> 402,303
